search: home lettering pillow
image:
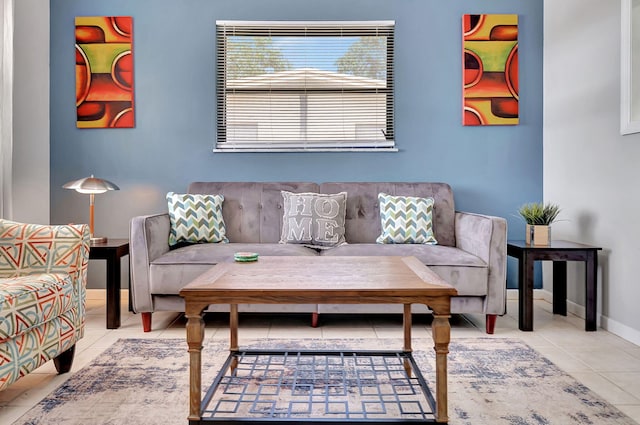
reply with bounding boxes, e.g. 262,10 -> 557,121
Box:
280,191 -> 347,249
167,192 -> 228,246
376,193 -> 438,244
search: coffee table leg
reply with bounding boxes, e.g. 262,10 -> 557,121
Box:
432,312 -> 451,424
230,304 -> 239,371
403,304 -> 412,376
403,304 -> 412,351
230,304 -> 239,350
185,303 -> 206,423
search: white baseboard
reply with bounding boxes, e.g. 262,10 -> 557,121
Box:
600,315 -> 640,346
86,288 -> 128,300
506,288 -> 549,300
508,288 -> 586,316
86,288 -> 106,300
507,289 -> 640,346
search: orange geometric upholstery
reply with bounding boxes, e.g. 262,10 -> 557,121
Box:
0,219 -> 89,390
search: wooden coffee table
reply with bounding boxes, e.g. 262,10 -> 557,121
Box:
180,256 -> 457,424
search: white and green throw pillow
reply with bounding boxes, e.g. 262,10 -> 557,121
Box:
376,193 -> 438,244
280,191 -> 347,249
166,192 -> 229,246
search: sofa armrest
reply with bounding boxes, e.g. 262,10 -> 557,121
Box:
455,211 -> 507,315
129,213 -> 171,312
0,219 -> 90,324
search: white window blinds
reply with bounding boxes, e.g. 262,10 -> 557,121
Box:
215,21 -> 396,152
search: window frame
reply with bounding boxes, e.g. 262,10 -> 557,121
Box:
215,20 -> 396,152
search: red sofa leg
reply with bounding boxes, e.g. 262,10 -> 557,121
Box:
311,312 -> 319,328
486,314 -> 497,334
142,312 -> 152,332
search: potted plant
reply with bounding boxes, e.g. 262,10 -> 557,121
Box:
518,202 -> 561,245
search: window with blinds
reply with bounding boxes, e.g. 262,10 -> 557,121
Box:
215,21 -> 396,152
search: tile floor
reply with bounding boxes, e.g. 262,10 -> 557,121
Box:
1,290 -> 640,424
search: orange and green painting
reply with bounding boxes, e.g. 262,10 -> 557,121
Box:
75,16 -> 134,128
463,14 -> 518,126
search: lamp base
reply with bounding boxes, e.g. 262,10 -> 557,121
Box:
90,236 -> 108,244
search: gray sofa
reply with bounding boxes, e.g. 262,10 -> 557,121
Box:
130,182 -> 507,333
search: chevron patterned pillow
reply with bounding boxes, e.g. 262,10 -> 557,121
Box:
167,192 -> 229,246
376,193 -> 438,244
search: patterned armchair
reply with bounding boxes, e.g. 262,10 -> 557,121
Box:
0,219 -> 89,390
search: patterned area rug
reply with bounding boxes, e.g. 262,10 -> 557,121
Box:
13,338 -> 637,425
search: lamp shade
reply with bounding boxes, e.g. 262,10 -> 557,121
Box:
62,175 -> 119,194
62,175 -> 119,243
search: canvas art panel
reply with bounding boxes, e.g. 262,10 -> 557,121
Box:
463,14 -> 518,126
75,16 -> 135,128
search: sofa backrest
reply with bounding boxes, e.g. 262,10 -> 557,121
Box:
188,182 -> 319,243
187,182 -> 456,246
320,182 -> 456,247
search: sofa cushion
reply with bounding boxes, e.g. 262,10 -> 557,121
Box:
0,273 -> 74,341
280,191 -> 347,249
149,243 -> 319,294
320,243 -> 485,267
320,244 -> 488,295
376,193 -> 437,245
167,192 -> 228,246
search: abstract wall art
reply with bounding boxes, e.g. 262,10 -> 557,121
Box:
75,16 -> 134,128
462,14 -> 518,126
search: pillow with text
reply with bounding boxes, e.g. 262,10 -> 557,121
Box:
280,191 -> 347,249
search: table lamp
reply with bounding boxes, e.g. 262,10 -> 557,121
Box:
63,175 -> 119,243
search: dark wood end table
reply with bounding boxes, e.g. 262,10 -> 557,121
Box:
507,240 -> 602,332
89,238 -> 130,329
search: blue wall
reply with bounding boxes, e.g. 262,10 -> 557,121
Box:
50,0 -> 543,288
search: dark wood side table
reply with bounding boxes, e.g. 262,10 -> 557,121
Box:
89,239 -> 130,329
507,240 -> 602,332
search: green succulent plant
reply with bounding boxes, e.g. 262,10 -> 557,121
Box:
518,202 -> 561,225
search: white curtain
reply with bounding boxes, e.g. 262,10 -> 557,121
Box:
0,0 -> 13,219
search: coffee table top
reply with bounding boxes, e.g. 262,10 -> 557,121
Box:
180,256 -> 456,302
